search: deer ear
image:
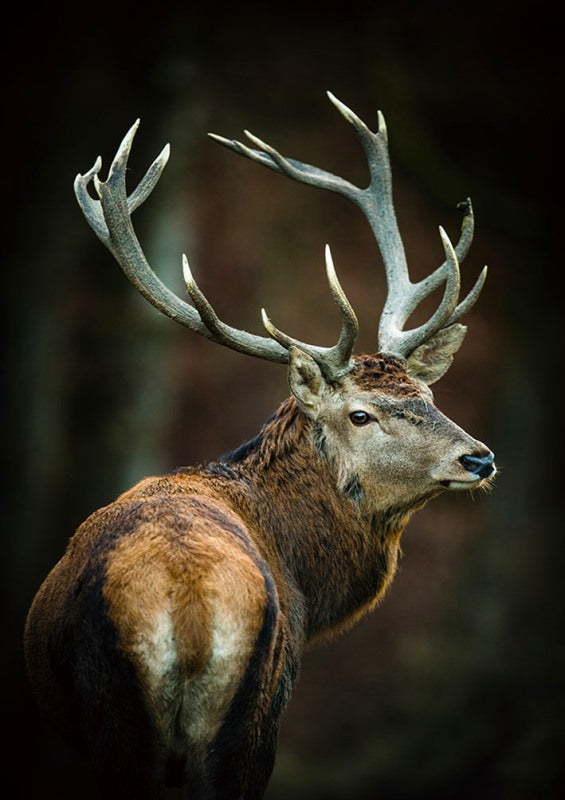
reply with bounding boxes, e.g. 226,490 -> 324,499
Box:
405,324 -> 467,385
288,347 -> 327,417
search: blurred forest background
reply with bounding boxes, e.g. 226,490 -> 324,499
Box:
3,1 -> 562,798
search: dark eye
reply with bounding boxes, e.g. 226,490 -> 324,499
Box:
349,410 -> 372,426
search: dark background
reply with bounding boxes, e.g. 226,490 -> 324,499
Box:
3,2 -> 562,798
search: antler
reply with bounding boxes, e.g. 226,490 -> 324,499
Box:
210,91 -> 487,359
74,120 -> 358,380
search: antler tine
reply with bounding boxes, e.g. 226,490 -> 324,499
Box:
379,226 -> 461,357
400,199 -> 476,313
261,245 -> 359,381
208,130 -> 360,201
211,93 -> 486,359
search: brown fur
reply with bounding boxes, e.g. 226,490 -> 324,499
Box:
24,353 -> 494,799
351,353 -> 422,395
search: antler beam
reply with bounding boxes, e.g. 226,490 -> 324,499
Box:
74,121 -> 358,379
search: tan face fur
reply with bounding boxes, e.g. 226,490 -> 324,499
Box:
288,348 -> 495,515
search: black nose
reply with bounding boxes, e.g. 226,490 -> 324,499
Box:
459,452 -> 495,479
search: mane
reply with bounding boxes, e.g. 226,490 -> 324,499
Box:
208,397 -> 311,475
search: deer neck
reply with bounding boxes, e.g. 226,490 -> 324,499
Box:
208,398 -> 411,641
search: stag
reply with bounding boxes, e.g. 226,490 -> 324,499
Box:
25,92 -> 496,799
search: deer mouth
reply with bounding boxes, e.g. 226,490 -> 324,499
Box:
441,477 -> 483,491
439,471 -> 496,492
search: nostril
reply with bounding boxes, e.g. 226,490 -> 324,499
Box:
460,454 -> 480,471
459,452 -> 495,478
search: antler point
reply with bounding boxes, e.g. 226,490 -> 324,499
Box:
327,91 -> 353,119
181,254 -> 194,284
438,225 -> 458,256
324,243 -> 336,273
208,132 -> 232,147
127,119 -> 141,139
244,130 -> 265,147
377,109 -> 387,133
75,155 -> 103,185
261,308 -> 281,340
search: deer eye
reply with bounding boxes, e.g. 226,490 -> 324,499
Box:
349,410 -> 372,426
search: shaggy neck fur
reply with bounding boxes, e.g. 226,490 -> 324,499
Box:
205,397 -> 413,640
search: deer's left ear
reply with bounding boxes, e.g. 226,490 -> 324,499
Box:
405,324 -> 467,385
288,347 -> 328,418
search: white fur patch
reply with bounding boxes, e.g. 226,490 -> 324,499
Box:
178,607 -> 250,747
137,604 -> 253,766
136,611 -> 178,688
